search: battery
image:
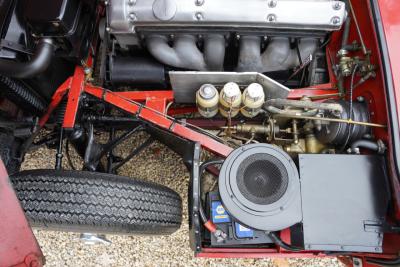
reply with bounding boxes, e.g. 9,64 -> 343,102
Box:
207,191 -> 273,247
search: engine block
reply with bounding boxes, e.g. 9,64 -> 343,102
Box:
107,0 -> 347,34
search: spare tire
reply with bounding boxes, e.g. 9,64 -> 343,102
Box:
11,170 -> 182,235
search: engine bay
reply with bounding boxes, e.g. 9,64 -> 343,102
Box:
0,0 -> 399,261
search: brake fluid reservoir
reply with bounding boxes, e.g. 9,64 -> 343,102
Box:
219,82 -> 241,117
241,83 -> 265,118
196,84 -> 219,118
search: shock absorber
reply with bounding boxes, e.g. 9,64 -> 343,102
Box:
54,99 -> 67,170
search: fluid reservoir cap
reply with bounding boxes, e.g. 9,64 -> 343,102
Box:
246,83 -> 265,101
222,82 -> 241,99
199,84 -> 217,100
153,0 -> 177,21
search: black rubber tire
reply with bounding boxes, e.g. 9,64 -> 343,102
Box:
0,131 -> 22,175
11,169 -> 182,235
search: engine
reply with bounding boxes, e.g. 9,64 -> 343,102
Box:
103,0 -> 346,87
0,0 -> 393,257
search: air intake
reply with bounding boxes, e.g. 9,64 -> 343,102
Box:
218,144 -> 302,231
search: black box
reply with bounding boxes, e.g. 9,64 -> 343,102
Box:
24,0 -> 81,36
299,154 -> 389,253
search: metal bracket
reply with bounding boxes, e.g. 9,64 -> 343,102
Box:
80,233 -> 111,245
190,143 -> 202,253
0,39 -> 33,55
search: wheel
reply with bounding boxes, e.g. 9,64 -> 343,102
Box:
0,131 -> 22,175
11,169 -> 182,235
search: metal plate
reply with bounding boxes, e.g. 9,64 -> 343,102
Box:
108,0 -> 347,34
169,71 -> 291,103
299,154 -> 389,253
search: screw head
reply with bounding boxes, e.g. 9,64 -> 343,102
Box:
129,12 -> 137,21
268,0 -> 277,8
331,16 -> 341,25
195,0 -> 204,6
332,1 -> 342,10
267,14 -> 276,22
195,12 -> 204,21
128,0 -> 136,5
356,96 -> 365,102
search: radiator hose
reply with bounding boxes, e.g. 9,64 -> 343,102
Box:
0,75 -> 46,114
0,38 -> 55,79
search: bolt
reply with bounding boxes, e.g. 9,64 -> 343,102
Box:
128,0 -> 136,5
268,0 -> 277,8
331,16 -> 341,25
129,12 -> 137,21
356,96 -> 365,102
29,260 -> 39,267
267,14 -> 276,22
195,12 -> 203,21
84,67 -> 92,75
104,0 -> 109,5
195,0 -> 204,6
236,34 -> 240,40
332,1 -> 342,10
106,27 -> 111,32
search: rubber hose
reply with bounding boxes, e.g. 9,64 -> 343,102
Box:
268,232 -> 303,252
350,139 -> 385,154
0,75 -> 46,114
198,159 -> 224,223
265,106 -> 319,117
264,99 -> 343,113
341,16 -> 352,49
0,38 -> 55,79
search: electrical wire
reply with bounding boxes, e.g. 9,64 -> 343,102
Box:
198,159 -> 224,223
267,232 -> 304,252
366,257 -> 400,267
340,64 -> 359,152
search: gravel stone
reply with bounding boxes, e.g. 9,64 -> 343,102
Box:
21,132 -> 343,267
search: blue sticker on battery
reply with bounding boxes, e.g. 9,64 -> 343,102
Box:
211,201 -> 230,223
234,222 -> 254,238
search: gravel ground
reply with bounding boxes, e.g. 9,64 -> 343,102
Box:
21,132 -> 343,267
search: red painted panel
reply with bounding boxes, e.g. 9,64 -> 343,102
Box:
0,160 -> 44,267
